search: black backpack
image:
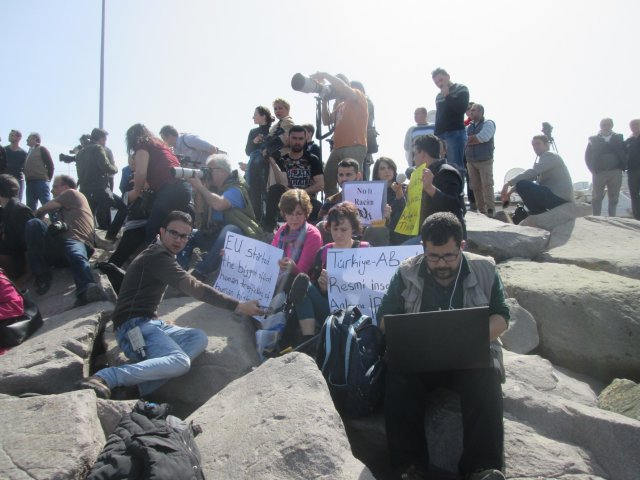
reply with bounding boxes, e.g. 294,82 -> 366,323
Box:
315,306 -> 386,418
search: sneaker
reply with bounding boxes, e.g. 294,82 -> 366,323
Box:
465,469 -> 505,480
104,233 -> 118,242
35,272 -> 52,296
487,208 -> 495,218
401,464 -> 429,480
77,375 -> 111,399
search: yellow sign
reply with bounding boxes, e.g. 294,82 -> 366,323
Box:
394,163 -> 426,236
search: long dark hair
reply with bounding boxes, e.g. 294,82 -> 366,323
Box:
126,123 -> 157,156
372,156 -> 398,182
255,106 -> 275,127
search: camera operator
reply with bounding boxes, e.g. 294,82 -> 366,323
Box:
159,125 -> 220,168
247,98 -> 294,223
310,72 -> 368,196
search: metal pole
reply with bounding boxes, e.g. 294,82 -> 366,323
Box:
99,0 -> 105,128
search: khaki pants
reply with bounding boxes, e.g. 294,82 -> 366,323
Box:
592,169 -> 622,216
467,158 -> 495,213
324,144 -> 367,196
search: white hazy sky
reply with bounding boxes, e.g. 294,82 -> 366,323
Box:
2,0 -> 638,189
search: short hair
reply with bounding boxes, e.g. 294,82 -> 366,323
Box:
372,156 -> 398,181
255,106 -> 275,126
28,132 -> 41,143
207,153 -> 231,173
414,134 -> 442,159
600,118 -> 614,127
415,107 -> 428,116
90,128 -> 108,142
325,201 -> 361,233
336,73 -> 350,84
431,67 -> 449,78
279,188 -> 312,217
532,134 -> 550,145
0,174 -> 20,198
302,123 -> 315,136
162,210 -> 193,229
337,158 -> 360,174
421,212 -> 463,247
472,103 -> 484,115
56,174 -> 77,189
273,98 -> 290,110
288,125 -> 306,136
9,129 -> 22,138
350,80 -> 365,93
159,125 -> 179,138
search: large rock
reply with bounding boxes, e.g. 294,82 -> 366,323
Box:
465,211 -> 550,261
537,216 -> 640,280
0,301 -> 114,396
499,298 -> 539,354
498,260 -> 640,382
519,201 -> 591,233
0,390 -> 105,479
102,297 -> 260,417
598,378 -> 640,421
96,398 -> 137,437
188,353 -> 375,480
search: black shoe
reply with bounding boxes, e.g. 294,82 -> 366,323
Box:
74,283 -> 105,307
401,464 -> 429,480
77,375 -> 111,399
35,272 -> 52,296
487,208 -> 495,218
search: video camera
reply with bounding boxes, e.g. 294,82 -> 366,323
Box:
291,73 -> 336,100
59,134 -> 92,164
261,127 -> 285,161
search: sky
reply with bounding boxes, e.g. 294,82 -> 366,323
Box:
2,0 -> 639,192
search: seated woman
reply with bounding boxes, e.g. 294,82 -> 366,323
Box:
291,202 -> 370,347
271,189 -> 323,334
372,157 -> 407,245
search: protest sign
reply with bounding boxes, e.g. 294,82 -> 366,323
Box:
342,180 -> 387,226
213,231 -> 283,318
394,163 -> 427,236
326,245 -> 423,324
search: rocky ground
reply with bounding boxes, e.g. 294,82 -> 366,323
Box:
1,204 -> 639,479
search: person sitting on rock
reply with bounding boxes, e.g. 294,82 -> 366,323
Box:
378,212 -> 509,480
0,174 -> 34,285
500,134 -> 574,216
78,210 -> 265,400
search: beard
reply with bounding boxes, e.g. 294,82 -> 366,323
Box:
427,264 -> 458,282
291,144 -> 303,153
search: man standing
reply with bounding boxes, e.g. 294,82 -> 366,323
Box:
380,212 -> 508,480
24,133 -> 55,211
263,125 -> 324,231
465,104 -> 497,217
501,135 -> 573,215
432,68 -> 470,175
159,125 -> 219,167
4,130 -> 28,201
585,118 -> 627,216
626,119 -> 640,220
78,210 -> 264,399
24,175 -> 102,305
311,72 -> 368,195
404,107 -> 435,167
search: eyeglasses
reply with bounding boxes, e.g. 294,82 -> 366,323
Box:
425,250 -> 460,264
165,229 -> 191,241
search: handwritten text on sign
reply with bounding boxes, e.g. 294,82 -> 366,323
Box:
342,181 -> 387,226
214,232 -> 282,314
326,245 -> 422,324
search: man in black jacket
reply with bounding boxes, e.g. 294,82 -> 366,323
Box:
626,119 -> 640,220
0,174 -> 34,282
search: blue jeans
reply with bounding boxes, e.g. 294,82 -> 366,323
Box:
96,317 -> 208,396
26,179 -> 51,211
193,224 -> 242,275
24,218 -> 95,295
515,180 -> 568,215
440,129 -> 467,176
145,180 -> 192,244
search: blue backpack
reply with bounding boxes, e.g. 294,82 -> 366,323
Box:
315,306 -> 386,418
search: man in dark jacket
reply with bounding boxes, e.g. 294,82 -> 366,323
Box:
626,119 -> 640,220
0,174 -> 34,282
585,118 -> 627,217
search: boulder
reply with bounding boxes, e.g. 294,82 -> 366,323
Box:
465,212 -> 550,261
519,201 -> 591,232
188,352 -> 375,480
598,378 -> 640,421
499,298 -> 539,354
102,297 -> 260,417
497,260 -> 640,382
0,301 -> 114,396
537,216 -> 640,280
0,390 -> 105,479
96,398 -> 137,437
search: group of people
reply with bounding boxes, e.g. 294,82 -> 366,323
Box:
3,67 -> 638,480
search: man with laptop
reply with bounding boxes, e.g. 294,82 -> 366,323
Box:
378,212 -> 509,480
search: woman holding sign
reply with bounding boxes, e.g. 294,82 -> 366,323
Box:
372,157 -> 407,245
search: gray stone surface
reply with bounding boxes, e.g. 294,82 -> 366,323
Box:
498,260 -> 640,382
519,201 -> 591,233
102,297 -> 260,417
598,378 -> 640,421
0,390 -> 104,480
465,212 -> 550,261
500,298 -> 539,354
188,352 -> 375,480
0,302 -> 113,396
537,216 -> 640,279
96,399 -> 136,437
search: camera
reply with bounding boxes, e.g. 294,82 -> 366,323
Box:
541,122 -> 554,140
59,134 -> 92,163
261,127 -> 285,160
172,167 -> 212,182
176,154 -> 199,168
291,73 -> 336,99
47,221 -> 69,236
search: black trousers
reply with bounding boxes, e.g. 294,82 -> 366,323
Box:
628,169 -> 640,220
384,367 -> 503,475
